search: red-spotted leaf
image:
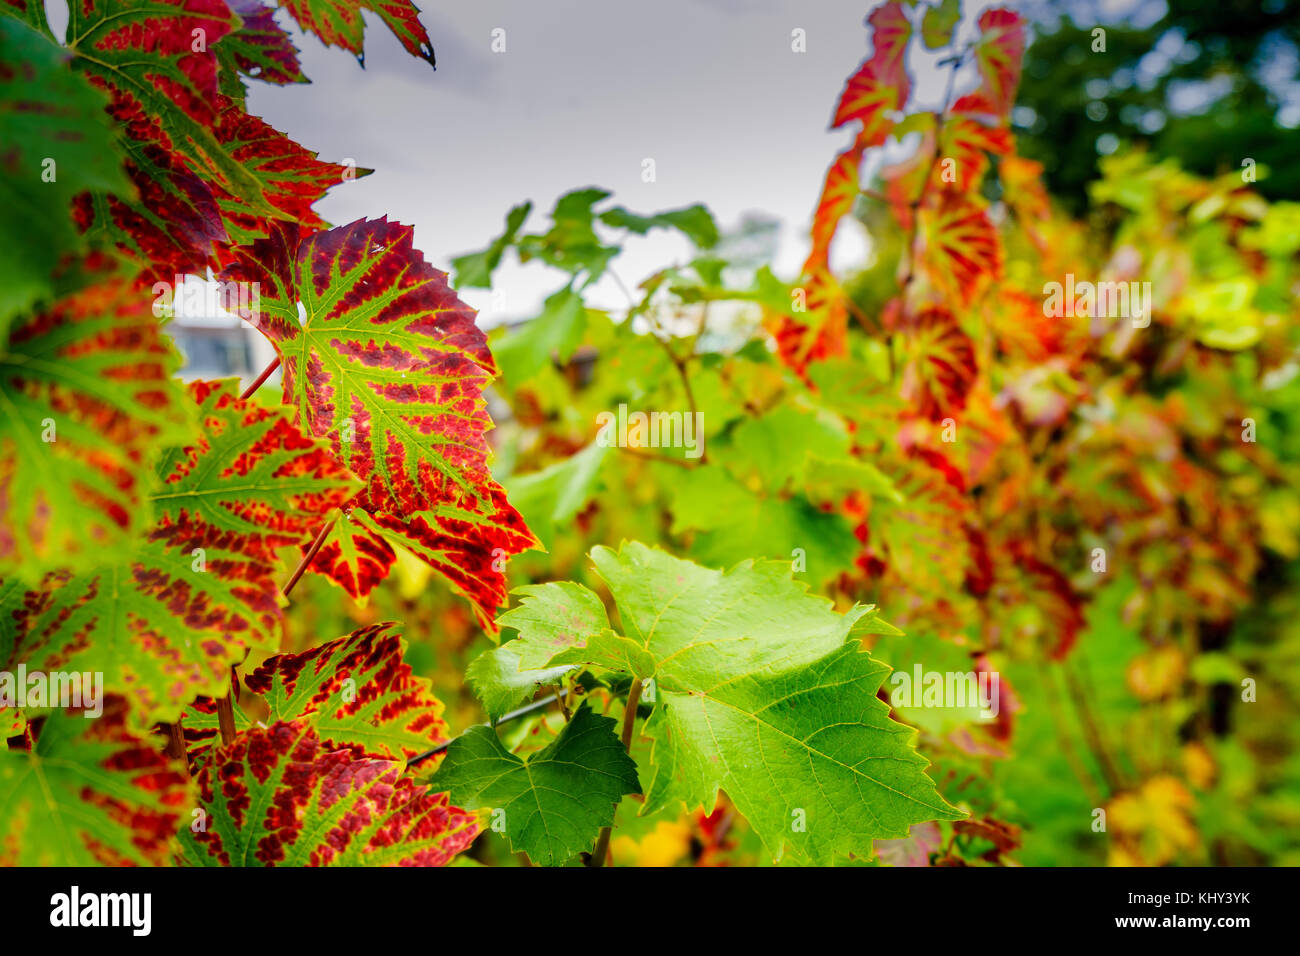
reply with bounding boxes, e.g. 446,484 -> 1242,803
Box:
212,95 -> 357,248
832,1 -> 912,142
0,274 -> 193,580
217,0 -> 307,98
0,699 -> 190,866
899,306 -> 978,420
310,508 -> 397,603
0,379 -> 358,726
62,0 -> 272,214
918,194 -> 1001,306
222,218 -> 538,626
243,623 -> 451,760
179,719 -> 478,866
279,0 -> 436,66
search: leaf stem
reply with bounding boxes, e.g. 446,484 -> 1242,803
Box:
590,677 -> 644,867
239,357 -> 281,400
282,516 -> 337,598
407,688 -> 572,767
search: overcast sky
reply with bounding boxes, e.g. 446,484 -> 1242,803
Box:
244,0 -> 1005,323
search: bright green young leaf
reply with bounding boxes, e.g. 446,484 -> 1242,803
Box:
466,644 -> 576,722
498,543 -> 961,863
426,701 -> 641,865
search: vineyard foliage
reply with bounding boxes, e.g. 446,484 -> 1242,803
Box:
1,0 -> 1298,866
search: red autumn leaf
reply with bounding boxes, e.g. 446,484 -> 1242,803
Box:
219,0 -> 307,92
179,719 -> 478,866
831,1 -> 913,143
919,193 -> 1002,306
767,268 -> 848,378
279,0 -> 436,66
0,698 -> 189,866
0,378 -> 359,726
221,218 -> 538,626
934,113 -> 1013,193
243,623 -> 451,761
212,95 -> 357,248
959,8 -> 1026,120
806,141 -> 864,273
899,305 -> 978,420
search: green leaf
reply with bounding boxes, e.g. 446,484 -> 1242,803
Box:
0,18 -> 131,327
599,203 -> 719,248
0,700 -> 190,865
503,441 -> 610,548
493,286 -> 589,383
921,0 -> 961,50
466,644 -> 576,722
502,543 -> 961,863
426,701 -> 641,865
667,466 -> 862,591
451,201 -> 531,288
517,188 -> 619,281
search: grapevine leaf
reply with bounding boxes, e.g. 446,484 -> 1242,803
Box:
517,188 -> 619,281
935,113 -> 1012,193
0,18 -> 131,326
309,507 -> 397,604
667,466 -> 862,591
503,441 -> 610,549
921,0 -> 960,50
222,218 -> 538,626
598,204 -> 719,248
278,0 -> 436,66
806,144 -> 863,271
0,379 -> 358,726
496,580 -> 616,664
212,95 -> 356,247
62,0 -> 277,222
243,623 -> 452,760
466,644 -> 576,722
217,0 -> 307,100
0,275 -> 193,579
493,286 -> 588,383
0,699 -> 189,865
500,543 -> 961,863
899,306 -> 978,420
918,194 -> 1001,306
426,701 -> 640,866
223,218 -> 494,514
960,8 -> 1025,118
831,1 -> 912,142
180,719 -> 478,866
451,201 -> 532,289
